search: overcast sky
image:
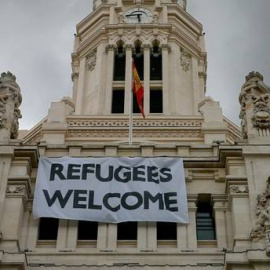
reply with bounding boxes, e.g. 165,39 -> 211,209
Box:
0,0 -> 269,130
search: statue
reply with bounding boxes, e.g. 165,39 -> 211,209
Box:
0,72 -> 22,141
251,177 -> 270,257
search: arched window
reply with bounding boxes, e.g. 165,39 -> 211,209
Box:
113,41 -> 126,81
196,194 -> 216,240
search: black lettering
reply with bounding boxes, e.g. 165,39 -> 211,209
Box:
164,192 -> 178,212
159,168 -> 172,182
73,190 -> 87,209
147,166 -> 159,184
67,164 -> 81,180
103,193 -> 120,212
82,164 -> 95,180
144,191 -> 164,210
50,164 -> 66,181
121,192 -> 143,210
96,164 -> 113,182
43,189 -> 73,208
88,190 -> 102,209
114,166 -> 131,183
133,165 -> 146,182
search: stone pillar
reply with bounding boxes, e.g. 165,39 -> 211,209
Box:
104,45 -> 115,115
143,44 -> 151,115
0,72 -> 22,142
228,184 -> 251,250
161,44 -> 170,115
124,44 -> 133,115
71,72 -> 79,103
212,195 -> 228,250
74,58 -> 86,115
187,196 -> 197,250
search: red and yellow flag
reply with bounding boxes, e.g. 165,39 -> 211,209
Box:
132,61 -> 145,118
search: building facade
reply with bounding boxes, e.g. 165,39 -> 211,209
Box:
0,0 -> 270,269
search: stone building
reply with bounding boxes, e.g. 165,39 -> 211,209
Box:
0,0 -> 270,269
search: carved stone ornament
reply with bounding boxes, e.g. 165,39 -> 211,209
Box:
250,177 -> 270,257
180,48 -> 192,72
229,185 -> 249,194
6,185 -> 26,194
0,72 -> 22,139
86,50 -> 97,71
239,71 -> 270,138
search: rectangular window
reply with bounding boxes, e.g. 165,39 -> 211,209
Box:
196,194 -> 216,241
150,54 -> 162,80
38,218 -> 59,240
113,47 -> 126,81
78,221 -> 98,240
112,89 -> 125,113
117,222 -> 137,240
150,90 -> 163,113
157,222 -> 177,240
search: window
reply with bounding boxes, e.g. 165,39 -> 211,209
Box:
117,222 -> 137,240
150,89 -> 163,113
133,92 -> 143,113
133,43 -> 144,80
150,45 -> 162,80
157,222 -> 177,240
112,89 -> 125,113
38,218 -> 59,240
78,221 -> 98,240
114,45 -> 126,81
196,194 -> 216,240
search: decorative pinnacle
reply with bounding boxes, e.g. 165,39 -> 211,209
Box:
245,71 -> 264,82
0,72 -> 17,84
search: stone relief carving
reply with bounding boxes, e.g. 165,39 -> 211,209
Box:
86,50 -> 97,71
229,185 -> 249,194
0,72 -> 22,140
180,48 -> 192,72
250,177 -> 270,257
239,71 -> 270,138
6,185 -> 26,194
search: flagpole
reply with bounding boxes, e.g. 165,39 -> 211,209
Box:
129,57 -> 133,145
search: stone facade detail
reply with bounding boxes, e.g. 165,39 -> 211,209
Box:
229,185 -> 249,194
250,177 -> 270,257
180,48 -> 192,72
239,71 -> 270,139
0,72 -> 22,140
86,50 -> 97,71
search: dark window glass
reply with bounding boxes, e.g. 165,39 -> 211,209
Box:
196,194 -> 216,240
78,221 -> 98,240
150,90 -> 163,113
133,46 -> 144,80
114,46 -> 126,81
38,218 -> 59,240
133,92 -> 143,113
117,222 -> 137,240
150,46 -> 162,80
157,222 -> 177,240
112,90 -> 125,113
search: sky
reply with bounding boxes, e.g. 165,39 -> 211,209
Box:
0,0 -> 269,130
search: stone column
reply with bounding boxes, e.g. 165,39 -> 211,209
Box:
124,44 -> 133,115
187,195 -> 197,250
104,45 -> 116,114
0,72 -> 22,142
161,44 -> 170,115
143,44 -> 151,115
212,195 -> 228,250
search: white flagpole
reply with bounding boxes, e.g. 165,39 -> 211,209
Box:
129,57 -> 133,145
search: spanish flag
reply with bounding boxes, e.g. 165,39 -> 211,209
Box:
132,60 -> 145,118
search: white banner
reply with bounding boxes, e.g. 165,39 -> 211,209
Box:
33,157 -> 188,223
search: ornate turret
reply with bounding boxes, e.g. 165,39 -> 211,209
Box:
239,71 -> 270,142
0,72 -> 22,141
